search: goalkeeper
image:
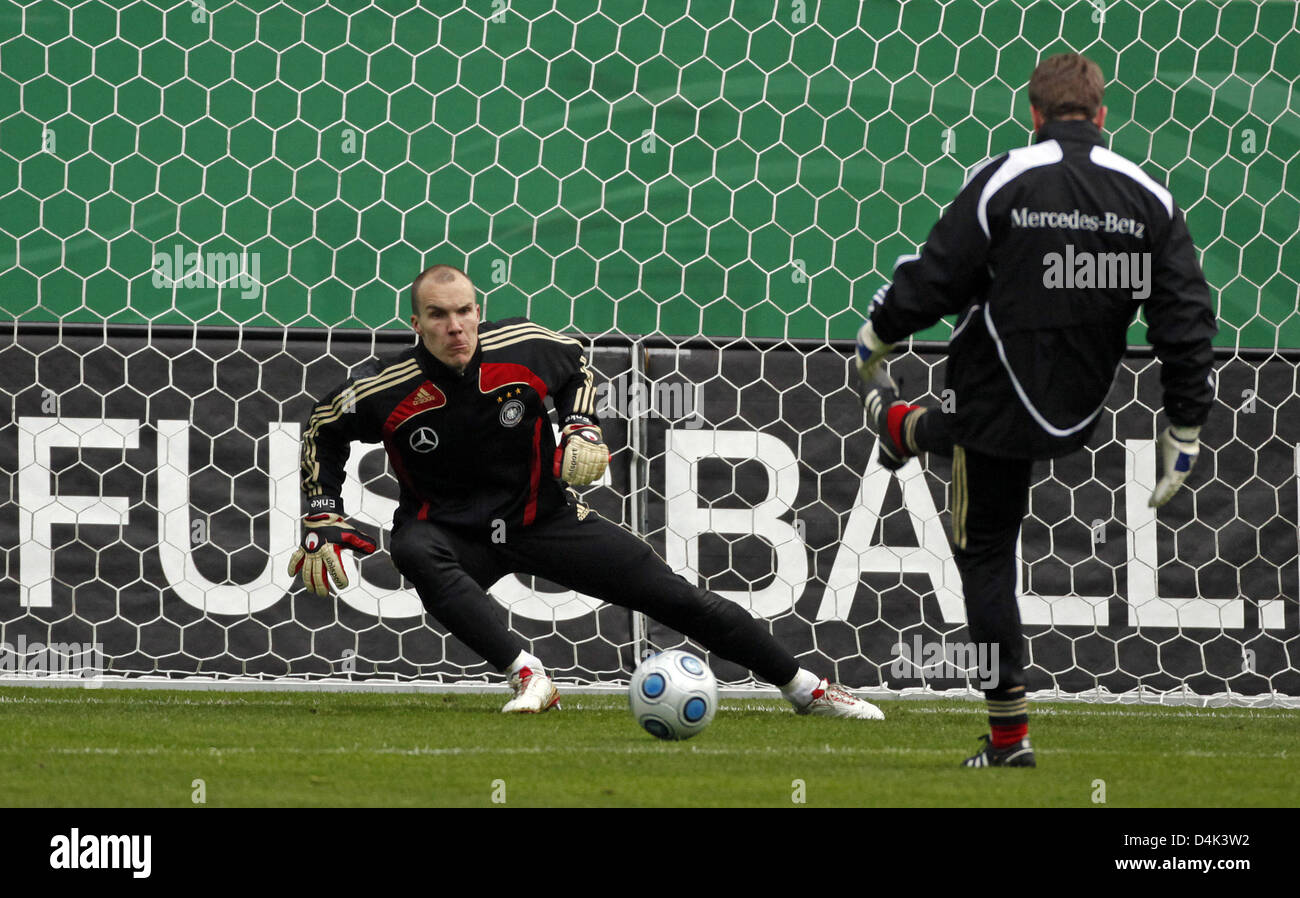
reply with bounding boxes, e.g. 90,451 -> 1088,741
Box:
855,53 -> 1216,767
290,263 -> 883,719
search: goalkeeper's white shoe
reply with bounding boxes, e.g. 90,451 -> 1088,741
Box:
796,679 -> 885,720
501,667 -> 560,713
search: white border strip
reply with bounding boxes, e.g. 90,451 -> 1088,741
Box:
976,140 -> 1063,237
1089,145 -> 1174,217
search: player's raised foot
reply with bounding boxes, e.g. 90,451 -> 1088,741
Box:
961,734 -> 1036,768
860,369 -> 917,472
796,679 -> 885,720
501,666 -> 560,713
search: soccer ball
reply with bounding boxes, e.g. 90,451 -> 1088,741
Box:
628,650 -> 717,741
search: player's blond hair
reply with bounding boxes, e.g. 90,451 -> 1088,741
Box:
1028,53 -> 1104,121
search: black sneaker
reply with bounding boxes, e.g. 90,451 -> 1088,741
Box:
961,734 -> 1036,768
859,368 -> 912,471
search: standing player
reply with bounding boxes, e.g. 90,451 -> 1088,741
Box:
855,53 -> 1216,766
289,263 -> 884,719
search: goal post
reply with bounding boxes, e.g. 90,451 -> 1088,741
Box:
0,1 -> 1296,704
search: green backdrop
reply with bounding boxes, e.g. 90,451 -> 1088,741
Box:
1,0 -> 1295,348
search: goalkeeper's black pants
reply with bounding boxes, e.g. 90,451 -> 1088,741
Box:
948,445 -> 1033,700
389,503 -> 800,686
911,411 -> 1032,701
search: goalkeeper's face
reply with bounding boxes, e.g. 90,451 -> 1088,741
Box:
411,277 -> 480,373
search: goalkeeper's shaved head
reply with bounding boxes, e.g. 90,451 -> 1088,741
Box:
410,263 -> 474,316
410,263 -> 480,374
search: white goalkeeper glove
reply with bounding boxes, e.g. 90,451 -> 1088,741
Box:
855,319 -> 897,383
287,512 -> 378,597
1148,425 -> 1201,508
554,418 -> 609,486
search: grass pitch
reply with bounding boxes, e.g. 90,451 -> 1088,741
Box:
1,686 -> 1295,808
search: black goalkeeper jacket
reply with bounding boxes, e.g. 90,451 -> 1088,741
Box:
869,119 -> 1217,459
300,318 -> 599,532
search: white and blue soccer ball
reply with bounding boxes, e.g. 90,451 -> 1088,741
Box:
628,650 -> 718,741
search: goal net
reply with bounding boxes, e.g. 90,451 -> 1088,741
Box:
1,1 -> 1296,704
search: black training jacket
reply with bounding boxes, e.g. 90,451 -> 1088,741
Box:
869,119 -> 1217,459
300,318 -> 598,532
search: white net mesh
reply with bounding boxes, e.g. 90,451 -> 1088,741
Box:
1,1 -> 1296,703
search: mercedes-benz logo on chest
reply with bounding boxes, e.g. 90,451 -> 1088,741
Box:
409,426 -> 439,452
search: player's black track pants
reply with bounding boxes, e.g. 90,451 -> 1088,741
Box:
949,445 -> 1033,697
389,504 -> 799,686
912,412 -> 1031,698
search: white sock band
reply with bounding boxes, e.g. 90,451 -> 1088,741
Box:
780,668 -> 822,706
506,650 -> 544,677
